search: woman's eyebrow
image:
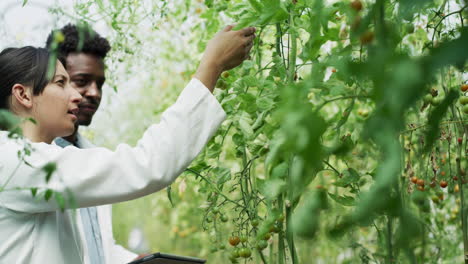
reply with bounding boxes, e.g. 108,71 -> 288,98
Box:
54,74 -> 69,81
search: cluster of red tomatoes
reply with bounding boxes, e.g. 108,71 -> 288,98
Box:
226,213 -> 284,263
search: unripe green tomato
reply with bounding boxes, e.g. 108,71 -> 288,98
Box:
256,240 -> 268,250
222,71 -> 230,79
431,97 -> 442,106
53,31 -> 65,43
212,207 -> 219,214
239,248 -> 252,258
261,232 -> 271,241
251,219 -> 259,227
231,249 -> 240,258
220,214 -> 229,222
463,104 -> 468,114
405,24 -> 415,34
216,79 -> 228,90
460,96 -> 468,105
423,94 -> 432,104
359,178 -> 367,186
219,245 -> 226,250
357,109 -> 369,118
239,236 -> 248,243
269,223 -> 281,233
277,213 -> 285,222
421,202 -> 431,213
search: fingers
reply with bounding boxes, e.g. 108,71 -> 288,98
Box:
245,41 -> 254,52
244,39 -> 254,61
238,26 -> 256,36
223,24 -> 235,32
243,34 -> 255,48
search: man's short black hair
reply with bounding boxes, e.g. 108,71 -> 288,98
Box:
45,23 -> 111,65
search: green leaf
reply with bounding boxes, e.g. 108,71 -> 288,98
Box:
0,110 -> 20,132
22,0 -> 28,6
262,179 -> 286,200
238,112 -> 254,138
335,99 -> 355,129
204,0 -> 213,8
167,186 -> 174,208
54,192 -> 66,211
271,162 -> 288,179
242,61 -> 255,71
30,188 -> 38,197
42,162 -> 57,183
25,117 -> 37,125
44,189 -> 53,201
423,27 -> 468,73
257,96 -> 276,112
213,167 -> 231,186
333,168 -> 360,187
292,190 -> 328,239
247,0 -> 262,12
232,133 -> 245,146
207,143 -> 222,158
423,90 -> 458,153
328,192 -> 355,206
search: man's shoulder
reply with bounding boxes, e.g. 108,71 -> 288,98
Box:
75,132 -> 96,148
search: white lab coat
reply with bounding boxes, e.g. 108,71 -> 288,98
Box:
0,79 -> 226,264
65,133 -> 138,264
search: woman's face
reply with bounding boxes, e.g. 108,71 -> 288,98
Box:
32,61 -> 82,139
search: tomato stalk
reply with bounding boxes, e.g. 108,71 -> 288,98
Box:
386,216 -> 394,263
287,15 -> 297,83
456,139 -> 468,263
447,81 -> 468,263
284,6 -> 299,264
277,195 -> 285,264
255,27 -> 264,77
285,157 -> 298,264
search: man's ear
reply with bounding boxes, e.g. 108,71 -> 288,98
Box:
11,84 -> 33,109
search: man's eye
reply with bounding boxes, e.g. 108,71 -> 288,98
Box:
74,79 -> 88,86
56,80 -> 65,86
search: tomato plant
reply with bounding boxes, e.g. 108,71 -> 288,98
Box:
6,0 -> 468,263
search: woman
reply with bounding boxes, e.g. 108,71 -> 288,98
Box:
0,25 -> 255,263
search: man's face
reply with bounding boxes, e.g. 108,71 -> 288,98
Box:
65,52 -> 105,126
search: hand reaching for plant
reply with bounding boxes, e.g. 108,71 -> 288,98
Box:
195,25 -> 256,92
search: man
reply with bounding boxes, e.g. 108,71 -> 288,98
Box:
46,24 -> 140,263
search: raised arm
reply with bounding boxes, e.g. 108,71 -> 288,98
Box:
0,25 -> 256,213
195,25 -> 256,92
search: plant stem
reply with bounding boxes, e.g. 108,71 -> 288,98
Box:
315,95 -> 370,112
456,142 -> 468,263
278,194 -> 285,264
258,249 -> 268,264
286,158 -> 298,264
386,216 -> 394,264
287,18 -> 297,83
448,89 -> 468,263
284,7 -> 299,264
185,168 -> 245,208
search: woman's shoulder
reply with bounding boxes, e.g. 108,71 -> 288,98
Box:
0,131 -> 64,161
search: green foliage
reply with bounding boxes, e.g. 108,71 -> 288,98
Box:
16,0 -> 468,262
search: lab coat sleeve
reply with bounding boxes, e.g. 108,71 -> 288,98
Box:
0,78 -> 226,213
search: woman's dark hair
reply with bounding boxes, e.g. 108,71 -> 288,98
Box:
0,46 -> 52,109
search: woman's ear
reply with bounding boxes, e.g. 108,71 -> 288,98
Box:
11,84 -> 33,109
